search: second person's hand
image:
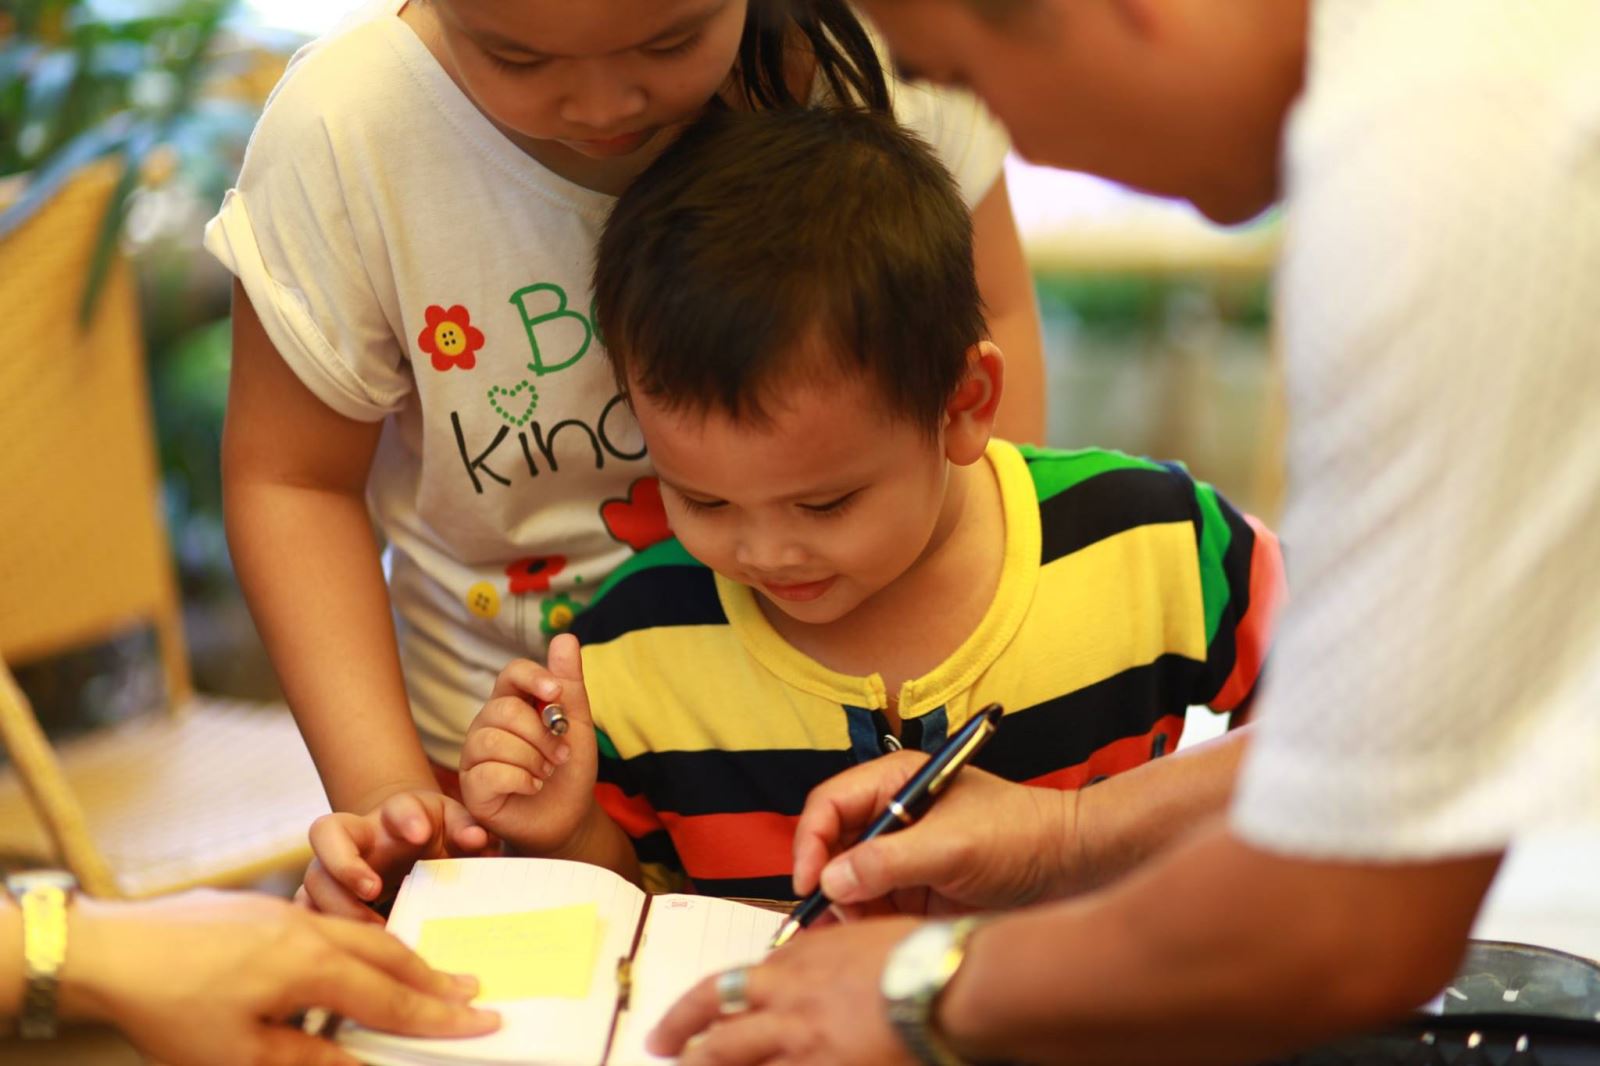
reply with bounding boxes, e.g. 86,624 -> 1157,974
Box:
792,751 -> 1080,915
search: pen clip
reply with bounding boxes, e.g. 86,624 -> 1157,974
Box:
926,711 -> 999,796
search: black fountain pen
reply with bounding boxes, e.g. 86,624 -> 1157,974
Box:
770,703 -> 1004,949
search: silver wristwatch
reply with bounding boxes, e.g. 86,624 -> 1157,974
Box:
880,917 -> 981,1066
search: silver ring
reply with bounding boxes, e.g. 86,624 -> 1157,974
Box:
715,966 -> 751,1015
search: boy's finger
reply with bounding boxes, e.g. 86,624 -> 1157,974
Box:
473,699 -> 570,767
307,819 -> 384,900
465,760 -> 546,802
379,792 -> 438,846
461,724 -> 553,781
441,800 -> 491,851
545,633 -> 585,686
301,861 -> 387,923
490,658 -> 562,704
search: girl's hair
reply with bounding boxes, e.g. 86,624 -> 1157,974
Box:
736,0 -> 891,112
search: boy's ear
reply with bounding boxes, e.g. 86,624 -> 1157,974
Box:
944,340 -> 1005,465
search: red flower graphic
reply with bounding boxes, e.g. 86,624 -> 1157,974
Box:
505,554 -> 567,595
601,477 -> 671,552
418,304 -> 485,371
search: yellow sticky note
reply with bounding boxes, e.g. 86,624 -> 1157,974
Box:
417,904 -> 601,1001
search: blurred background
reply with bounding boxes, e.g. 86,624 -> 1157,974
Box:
0,0 -> 1278,791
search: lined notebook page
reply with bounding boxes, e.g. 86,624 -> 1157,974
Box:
609,896 -> 785,1066
339,859 -> 645,1066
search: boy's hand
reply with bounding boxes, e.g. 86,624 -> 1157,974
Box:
792,751 -> 1078,916
301,790 -> 493,923
460,634 -> 600,856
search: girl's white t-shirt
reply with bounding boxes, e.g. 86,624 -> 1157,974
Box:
204,3 -> 1010,763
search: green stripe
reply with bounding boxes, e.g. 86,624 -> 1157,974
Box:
1018,444 -> 1165,504
590,538 -> 703,604
596,728 -> 621,762
1192,480 -> 1233,646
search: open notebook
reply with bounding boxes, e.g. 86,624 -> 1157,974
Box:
337,858 -> 785,1066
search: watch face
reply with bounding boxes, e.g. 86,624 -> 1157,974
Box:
883,924 -> 956,1001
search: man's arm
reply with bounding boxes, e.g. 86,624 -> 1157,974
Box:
942,824 -> 1501,1066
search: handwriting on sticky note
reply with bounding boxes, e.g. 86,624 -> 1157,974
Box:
417,903 -> 601,1001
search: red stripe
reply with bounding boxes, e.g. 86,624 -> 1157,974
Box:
1024,713 -> 1186,791
1211,513 -> 1287,711
595,782 -> 665,839
657,810 -> 800,881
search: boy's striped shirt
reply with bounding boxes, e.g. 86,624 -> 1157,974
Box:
573,440 -> 1285,899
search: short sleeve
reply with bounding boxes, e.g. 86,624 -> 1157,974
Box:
888,77 -> 1011,209
1177,468 -> 1287,715
202,26 -> 413,421
1231,7 -> 1600,859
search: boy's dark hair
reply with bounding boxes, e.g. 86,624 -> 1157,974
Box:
594,106 -> 985,434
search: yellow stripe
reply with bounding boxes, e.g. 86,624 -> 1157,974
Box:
584,629 -> 856,757
976,522 -> 1207,714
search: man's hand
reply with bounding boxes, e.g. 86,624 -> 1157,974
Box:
302,790 -> 494,923
793,750 -> 1078,914
64,890 -> 500,1066
460,634 -> 601,856
649,916 -> 924,1066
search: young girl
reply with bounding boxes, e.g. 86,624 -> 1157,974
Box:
206,0 -> 1043,918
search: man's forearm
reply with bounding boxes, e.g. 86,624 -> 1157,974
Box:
942,824 -> 1501,1065
225,480 -> 437,812
1070,726 -> 1251,893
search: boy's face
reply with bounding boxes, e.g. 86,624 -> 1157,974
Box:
857,0 -> 1307,224
631,370 -> 961,627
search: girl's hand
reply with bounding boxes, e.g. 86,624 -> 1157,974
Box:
459,635 -> 601,856
301,790 -> 494,923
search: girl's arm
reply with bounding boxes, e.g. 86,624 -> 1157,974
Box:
972,172 -> 1047,445
222,281 -> 436,814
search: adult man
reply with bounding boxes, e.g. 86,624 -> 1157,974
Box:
648,2 -> 1600,1062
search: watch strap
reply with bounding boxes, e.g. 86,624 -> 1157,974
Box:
884,917 -> 982,1066
7,871 -> 76,1039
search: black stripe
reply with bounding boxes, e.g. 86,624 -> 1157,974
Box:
630,828 -> 684,870
1038,465 -> 1197,565
610,747 -> 857,818
569,564 -> 727,646
975,654 -> 1208,783
686,874 -> 799,902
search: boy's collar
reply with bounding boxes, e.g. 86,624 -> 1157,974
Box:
712,440 -> 1040,716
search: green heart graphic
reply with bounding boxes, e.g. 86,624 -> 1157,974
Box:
488,381 -> 539,427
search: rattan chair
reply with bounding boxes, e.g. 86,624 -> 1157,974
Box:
0,164 -> 328,898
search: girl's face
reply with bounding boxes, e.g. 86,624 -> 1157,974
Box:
430,0 -> 748,159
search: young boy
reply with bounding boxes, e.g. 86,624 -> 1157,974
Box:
453,105 -> 1286,900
